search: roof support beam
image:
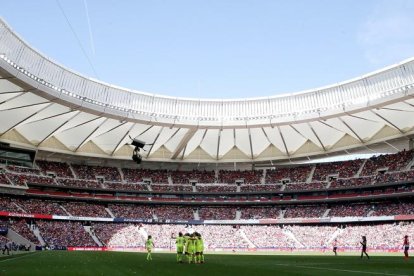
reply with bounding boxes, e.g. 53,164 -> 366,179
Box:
277,126 -> 290,157
0,101 -> 49,112
216,129 -> 221,160
1,103 -> 53,134
146,127 -> 163,157
171,128 -> 197,159
111,124 -> 135,156
75,118 -> 108,152
37,111 -> 80,145
248,128 -> 254,159
370,110 -> 404,134
307,123 -> 326,151
338,117 -> 364,144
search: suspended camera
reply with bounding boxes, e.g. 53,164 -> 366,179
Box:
130,138 -> 149,164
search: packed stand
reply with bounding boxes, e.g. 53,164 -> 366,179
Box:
122,168 -> 168,184
92,223 -> 146,247
361,149 -> 414,176
56,178 -> 102,189
328,203 -> 370,217
62,202 -> 110,218
335,223 -> 414,250
36,161 -> 73,178
266,166 -> 312,183
9,219 -> 39,244
373,170 -> 414,184
313,159 -> 363,181
6,173 -> 55,186
6,165 -> 41,175
0,198 -> 23,212
196,185 -> 236,193
242,225 -> 297,249
37,220 -> 96,247
0,172 -> 11,185
109,204 -> 153,219
105,182 -> 148,191
170,170 -> 216,184
154,206 -> 194,220
72,164 -> 121,182
285,182 -> 327,191
15,199 -> 66,215
240,184 -> 282,192
284,205 -> 326,218
218,170 -> 262,184
372,202 -> 414,216
151,185 -> 192,192
198,207 -> 237,220
241,207 -> 281,219
285,225 -> 338,248
329,177 -> 372,189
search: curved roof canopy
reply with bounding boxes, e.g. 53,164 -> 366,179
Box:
1,18 -> 414,163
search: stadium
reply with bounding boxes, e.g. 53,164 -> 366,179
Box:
1,2 -> 414,275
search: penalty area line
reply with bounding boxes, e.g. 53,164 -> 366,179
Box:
0,252 -> 38,263
273,263 -> 408,276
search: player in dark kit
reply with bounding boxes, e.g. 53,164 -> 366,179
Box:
403,235 -> 409,260
332,239 -> 338,256
360,236 -> 369,259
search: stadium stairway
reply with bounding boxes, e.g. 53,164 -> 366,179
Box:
282,229 -> 303,248
58,205 -> 72,216
405,157 -> 414,171
84,226 -> 103,246
356,159 -> 367,177
7,228 -> 36,251
168,176 -> 173,185
117,168 -> 125,182
239,229 -> 256,248
262,169 -> 267,185
327,227 -> 344,245
31,225 -> 46,246
366,210 -> 375,217
105,208 -> 116,218
322,208 -> 331,218
235,210 -> 241,220
306,165 -> 316,183
193,209 -> 199,220
12,202 -> 26,213
68,164 -> 77,179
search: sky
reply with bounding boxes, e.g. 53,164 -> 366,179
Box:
2,0 -> 414,99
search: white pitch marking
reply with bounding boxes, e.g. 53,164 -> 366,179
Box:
273,263 -> 408,276
0,252 -> 38,263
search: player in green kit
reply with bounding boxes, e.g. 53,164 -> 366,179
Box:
186,233 -> 196,264
145,235 -> 154,261
195,232 -> 205,264
175,232 -> 185,263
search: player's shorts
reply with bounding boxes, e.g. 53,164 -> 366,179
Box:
147,247 -> 152,253
187,247 -> 195,254
404,245 -> 409,250
176,245 -> 184,254
333,247 -> 337,251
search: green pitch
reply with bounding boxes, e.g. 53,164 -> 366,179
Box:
0,251 -> 412,275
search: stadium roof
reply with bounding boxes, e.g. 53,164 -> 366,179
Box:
1,18 -> 414,164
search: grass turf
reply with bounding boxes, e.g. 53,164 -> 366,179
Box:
0,251 -> 412,276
